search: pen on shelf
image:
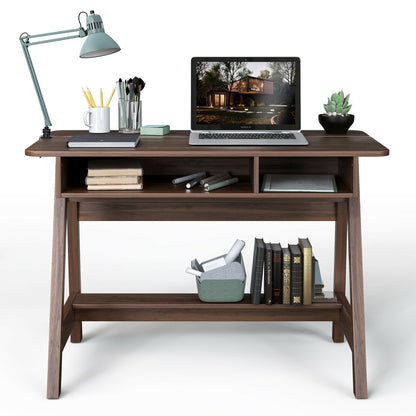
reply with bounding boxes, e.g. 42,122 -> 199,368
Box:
185,267 -> 203,277
105,87 -> 116,107
186,177 -> 202,189
205,177 -> 239,192
100,88 -> 103,108
172,172 -> 206,185
82,88 -> 93,107
200,172 -> 230,185
203,173 -> 232,189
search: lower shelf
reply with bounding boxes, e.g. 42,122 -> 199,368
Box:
72,293 -> 341,322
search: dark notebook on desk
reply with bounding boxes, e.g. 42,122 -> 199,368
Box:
67,133 -> 140,148
190,57 -> 308,146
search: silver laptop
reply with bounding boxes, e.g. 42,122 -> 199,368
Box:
190,57 -> 308,146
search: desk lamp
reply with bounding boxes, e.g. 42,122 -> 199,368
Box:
19,10 -> 120,138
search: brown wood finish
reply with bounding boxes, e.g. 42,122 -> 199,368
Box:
348,193 -> 368,399
47,197 -> 66,399
25,130 -> 390,158
67,201 -> 82,343
72,294 -> 341,322
76,199 -> 339,221
332,202 -> 348,343
25,130 -> 389,399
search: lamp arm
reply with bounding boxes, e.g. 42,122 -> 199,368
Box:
19,27 -> 87,138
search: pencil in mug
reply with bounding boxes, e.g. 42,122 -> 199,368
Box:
105,88 -> 116,107
86,87 -> 96,108
82,88 -> 93,107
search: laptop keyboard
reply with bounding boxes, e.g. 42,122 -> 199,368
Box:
199,132 -> 296,140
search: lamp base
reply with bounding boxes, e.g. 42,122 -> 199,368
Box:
41,126 -> 51,139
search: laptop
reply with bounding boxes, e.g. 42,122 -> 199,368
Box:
190,57 -> 308,145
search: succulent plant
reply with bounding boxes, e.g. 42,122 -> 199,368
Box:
324,91 -> 352,116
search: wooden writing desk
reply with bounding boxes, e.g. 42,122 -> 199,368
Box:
25,130 -> 389,399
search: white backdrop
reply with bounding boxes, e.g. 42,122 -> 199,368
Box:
1,0 -> 415,414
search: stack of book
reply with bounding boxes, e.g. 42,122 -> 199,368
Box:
86,159 -> 143,190
250,237 -> 335,305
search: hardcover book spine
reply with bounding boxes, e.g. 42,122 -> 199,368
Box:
289,244 -> 303,304
299,238 -> 312,305
264,243 -> 273,305
282,247 -> 291,305
271,243 -> 282,304
250,238 -> 265,305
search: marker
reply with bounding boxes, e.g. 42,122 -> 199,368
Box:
200,172 -> 230,185
203,173 -> 232,189
205,177 -> 239,191
186,178 -> 201,189
172,172 -> 206,185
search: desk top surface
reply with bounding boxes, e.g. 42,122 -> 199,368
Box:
25,130 -> 389,158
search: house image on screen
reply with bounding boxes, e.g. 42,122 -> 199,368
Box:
207,76 -> 274,107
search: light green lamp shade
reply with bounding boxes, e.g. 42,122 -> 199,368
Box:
80,32 -> 120,58
79,11 -> 120,58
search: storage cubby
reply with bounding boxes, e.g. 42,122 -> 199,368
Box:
258,157 -> 355,196
59,156 -> 255,197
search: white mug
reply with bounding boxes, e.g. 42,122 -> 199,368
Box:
83,107 -> 110,133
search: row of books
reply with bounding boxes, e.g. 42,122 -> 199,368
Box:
86,159 -> 143,190
250,237 -> 335,305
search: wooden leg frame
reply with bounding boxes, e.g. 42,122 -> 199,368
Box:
46,196 -> 368,399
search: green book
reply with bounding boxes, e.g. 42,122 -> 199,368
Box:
140,125 -> 170,135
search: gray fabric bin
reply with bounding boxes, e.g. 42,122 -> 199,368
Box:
193,255 -> 246,302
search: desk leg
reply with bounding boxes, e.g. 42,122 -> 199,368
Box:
348,196 -> 368,399
67,201 -> 82,343
47,197 -> 67,399
333,201 -> 347,342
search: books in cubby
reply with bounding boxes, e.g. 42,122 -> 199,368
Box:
86,159 -> 143,190
250,237 -> 335,305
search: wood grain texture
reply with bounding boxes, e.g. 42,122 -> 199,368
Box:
25,130 -> 390,158
67,201 -> 82,343
77,199 -> 339,221
348,190 -> 368,399
72,293 -> 341,322
332,202 -> 348,343
47,197 -> 66,399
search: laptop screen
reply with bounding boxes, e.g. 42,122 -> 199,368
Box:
191,57 -> 300,131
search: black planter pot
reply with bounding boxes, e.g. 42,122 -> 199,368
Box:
319,114 -> 355,134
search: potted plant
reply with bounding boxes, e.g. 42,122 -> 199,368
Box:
319,91 -> 354,134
